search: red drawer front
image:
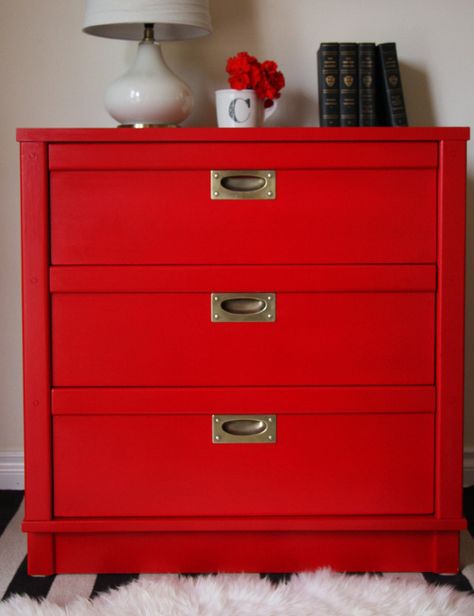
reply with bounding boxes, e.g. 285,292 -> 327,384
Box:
52,291 -> 434,387
53,413 -> 434,517
50,169 -> 436,265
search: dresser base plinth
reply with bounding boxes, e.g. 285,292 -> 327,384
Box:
26,530 -> 461,575
27,534 -> 55,576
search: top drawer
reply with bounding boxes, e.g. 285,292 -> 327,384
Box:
50,142 -> 437,265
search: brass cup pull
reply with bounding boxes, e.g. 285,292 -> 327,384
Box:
221,176 -> 266,192
221,298 -> 266,315
211,293 -> 276,322
213,415 -> 277,443
222,419 -> 267,436
211,170 -> 276,200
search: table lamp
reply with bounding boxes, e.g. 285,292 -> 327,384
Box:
83,0 -> 212,127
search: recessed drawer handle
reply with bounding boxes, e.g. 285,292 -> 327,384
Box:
211,293 -> 276,322
221,175 -> 266,192
222,419 -> 267,436
213,415 -> 277,443
221,298 -> 266,315
211,170 -> 276,200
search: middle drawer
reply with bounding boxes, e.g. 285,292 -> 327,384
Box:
51,265 -> 435,387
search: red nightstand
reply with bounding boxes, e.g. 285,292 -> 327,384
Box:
17,127 -> 469,574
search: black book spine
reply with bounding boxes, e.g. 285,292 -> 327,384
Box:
317,43 -> 340,127
339,43 -> 358,126
376,42 -> 408,126
358,43 -> 377,126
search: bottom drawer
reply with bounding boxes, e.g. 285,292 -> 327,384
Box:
53,412 -> 434,517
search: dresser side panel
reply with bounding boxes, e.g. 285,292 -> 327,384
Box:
436,139 -> 467,519
20,142 -> 53,521
20,141 -> 55,573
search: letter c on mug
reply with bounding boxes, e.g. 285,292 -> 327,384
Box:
228,97 -> 251,123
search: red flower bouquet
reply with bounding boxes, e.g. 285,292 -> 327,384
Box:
226,51 -> 285,107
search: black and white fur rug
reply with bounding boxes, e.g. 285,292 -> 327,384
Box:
1,490 -> 474,615
3,569 -> 474,615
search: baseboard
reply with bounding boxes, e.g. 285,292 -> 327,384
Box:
0,451 -> 24,489
1,449 -> 474,491
464,448 -> 474,487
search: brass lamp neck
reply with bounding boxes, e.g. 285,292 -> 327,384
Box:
143,23 -> 155,42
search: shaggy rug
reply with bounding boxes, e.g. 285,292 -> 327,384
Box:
1,569 -> 474,616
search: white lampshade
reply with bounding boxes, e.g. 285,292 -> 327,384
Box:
83,0 -> 212,40
82,0 -> 212,127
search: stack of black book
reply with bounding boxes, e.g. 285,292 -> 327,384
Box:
317,42 -> 408,127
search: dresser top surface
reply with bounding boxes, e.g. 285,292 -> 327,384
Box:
16,126 -> 470,143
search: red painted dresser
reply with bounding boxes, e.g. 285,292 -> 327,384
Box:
17,127 -> 469,574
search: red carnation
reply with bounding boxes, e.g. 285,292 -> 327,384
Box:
225,51 -> 285,104
226,51 -> 258,76
261,60 -> 278,75
229,73 -> 250,90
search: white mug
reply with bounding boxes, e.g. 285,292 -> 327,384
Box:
215,89 -> 277,128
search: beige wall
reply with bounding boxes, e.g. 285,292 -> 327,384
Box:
1,0 -> 473,451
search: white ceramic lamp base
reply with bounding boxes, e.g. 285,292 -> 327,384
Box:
105,39 -> 193,127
